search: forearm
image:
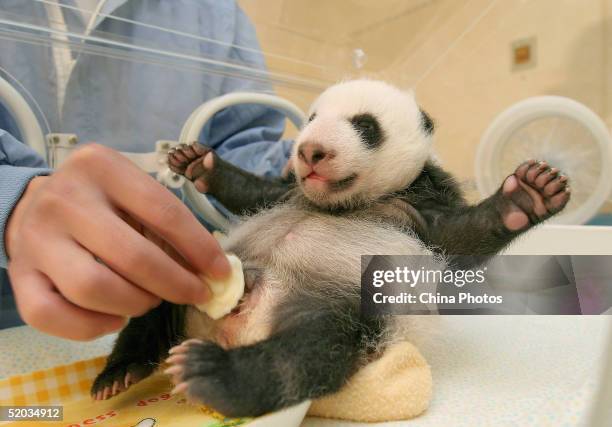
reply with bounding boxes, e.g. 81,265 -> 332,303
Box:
169,143 -> 294,216
206,154 -> 293,214
421,191 -> 518,263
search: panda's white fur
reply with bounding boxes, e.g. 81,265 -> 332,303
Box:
293,80 -> 432,208
186,79 -> 437,349
98,79 -> 571,417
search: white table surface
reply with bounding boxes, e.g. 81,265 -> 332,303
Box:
1,317 -> 610,427
0,326 -> 115,379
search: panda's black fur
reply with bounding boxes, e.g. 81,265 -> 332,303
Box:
92,80 -> 570,417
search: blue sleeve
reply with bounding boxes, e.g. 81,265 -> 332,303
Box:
203,104 -> 294,177
198,4 -> 295,178
0,129 -> 52,268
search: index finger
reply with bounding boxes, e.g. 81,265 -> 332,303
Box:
83,145 -> 231,278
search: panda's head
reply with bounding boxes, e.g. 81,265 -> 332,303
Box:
292,79 -> 435,209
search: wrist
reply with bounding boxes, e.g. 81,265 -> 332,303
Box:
5,176 -> 48,259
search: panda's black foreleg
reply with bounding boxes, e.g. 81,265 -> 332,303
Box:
168,142 -> 293,215
165,297 -> 381,417
420,160 -> 570,266
91,302 -> 186,400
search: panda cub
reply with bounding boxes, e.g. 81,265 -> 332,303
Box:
91,80 -> 570,416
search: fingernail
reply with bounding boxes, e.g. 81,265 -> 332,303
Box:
208,254 -> 231,279
107,317 -> 128,333
192,284 -> 211,305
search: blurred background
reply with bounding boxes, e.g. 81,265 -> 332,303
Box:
240,0 -> 612,214
1,0 -> 611,219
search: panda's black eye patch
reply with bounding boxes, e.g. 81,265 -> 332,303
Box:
308,112 -> 316,123
349,113 -> 384,149
420,108 -> 435,135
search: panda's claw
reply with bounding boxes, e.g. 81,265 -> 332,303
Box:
163,364 -> 185,380
168,344 -> 188,355
171,382 -> 189,396
534,167 -> 558,188
164,339 -> 270,417
91,362 -> 154,400
515,159 -> 536,181
525,161 -> 548,182
124,372 -> 132,389
180,338 -> 205,347
181,144 -> 198,159
167,143 -> 217,193
169,339 -> 203,356
165,354 -> 187,366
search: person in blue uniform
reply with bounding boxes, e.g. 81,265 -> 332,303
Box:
0,0 -> 293,339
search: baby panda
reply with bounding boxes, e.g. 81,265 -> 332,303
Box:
91,80 -> 570,416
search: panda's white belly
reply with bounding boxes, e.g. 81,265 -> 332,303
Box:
186,204 -> 431,347
227,204 -> 430,278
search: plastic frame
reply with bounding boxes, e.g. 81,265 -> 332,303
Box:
476,96 -> 612,225
178,92 -> 306,230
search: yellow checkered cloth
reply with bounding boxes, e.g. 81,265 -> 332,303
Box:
0,356 -> 106,407
0,357 -> 251,427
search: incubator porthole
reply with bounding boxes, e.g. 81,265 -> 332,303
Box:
476,96 -> 612,225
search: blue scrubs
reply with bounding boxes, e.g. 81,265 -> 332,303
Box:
0,0 -> 294,326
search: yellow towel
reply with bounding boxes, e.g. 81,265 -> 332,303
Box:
0,342 -> 431,425
308,341 -> 432,422
0,360 -> 249,427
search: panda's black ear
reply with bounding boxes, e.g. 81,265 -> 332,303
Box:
420,108 -> 435,135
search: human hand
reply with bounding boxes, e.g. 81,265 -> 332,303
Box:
5,144 -> 230,340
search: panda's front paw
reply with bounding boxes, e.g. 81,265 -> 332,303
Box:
164,339 -> 260,417
167,142 -> 217,194
500,160 -> 571,231
91,361 -> 154,400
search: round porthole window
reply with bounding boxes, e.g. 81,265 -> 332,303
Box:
476,96 -> 612,225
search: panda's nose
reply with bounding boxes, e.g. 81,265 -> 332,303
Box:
298,143 -> 333,166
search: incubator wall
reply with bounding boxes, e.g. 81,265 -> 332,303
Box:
2,0 -> 612,220
0,0 -> 349,151
242,0 -> 612,218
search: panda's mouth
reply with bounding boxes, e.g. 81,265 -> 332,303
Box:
302,172 -> 358,191
305,171 -> 328,182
